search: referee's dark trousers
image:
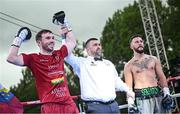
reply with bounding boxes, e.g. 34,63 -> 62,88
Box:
84,100 -> 120,114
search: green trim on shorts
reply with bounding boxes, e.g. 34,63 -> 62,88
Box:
135,86 -> 162,98
141,87 -> 161,96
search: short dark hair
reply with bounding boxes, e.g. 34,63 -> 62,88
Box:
35,29 -> 52,41
129,34 -> 143,44
84,38 -> 98,48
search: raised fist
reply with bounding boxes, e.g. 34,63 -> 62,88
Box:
12,27 -> 31,47
52,11 -> 72,31
16,27 -> 31,41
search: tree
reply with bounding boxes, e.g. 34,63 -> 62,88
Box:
163,0 -> 180,63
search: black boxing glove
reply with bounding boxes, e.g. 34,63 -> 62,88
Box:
12,27 -> 31,47
52,11 -> 72,31
162,94 -> 174,111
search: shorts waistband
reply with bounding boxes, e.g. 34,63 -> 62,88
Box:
135,86 -> 162,99
84,100 -> 115,105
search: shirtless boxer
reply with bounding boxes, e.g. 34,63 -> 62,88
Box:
124,35 -> 173,114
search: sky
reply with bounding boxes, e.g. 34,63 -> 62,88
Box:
0,0 -> 134,89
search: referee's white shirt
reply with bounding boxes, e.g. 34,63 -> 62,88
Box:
66,53 -> 128,102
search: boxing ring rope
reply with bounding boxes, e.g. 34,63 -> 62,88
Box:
21,96 -> 78,106
167,76 -> 180,82
20,93 -> 180,109
21,76 -> 180,110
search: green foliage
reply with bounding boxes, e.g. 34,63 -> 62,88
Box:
163,0 -> 180,61
10,68 -> 40,113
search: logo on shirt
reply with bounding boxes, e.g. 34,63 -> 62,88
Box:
48,64 -> 59,70
90,61 -> 96,66
55,56 -> 60,61
39,59 -> 48,62
48,71 -> 64,75
51,77 -> 64,85
51,87 -> 66,97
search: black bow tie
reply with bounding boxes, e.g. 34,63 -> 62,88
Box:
94,57 -> 103,61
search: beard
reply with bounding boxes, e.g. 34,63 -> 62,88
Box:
134,47 -> 144,54
95,52 -> 102,57
93,49 -> 102,57
42,43 -> 54,52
